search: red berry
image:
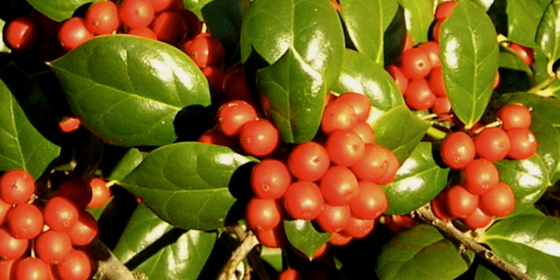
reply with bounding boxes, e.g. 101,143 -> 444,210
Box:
58,117 -> 81,133
435,1 -> 458,20
57,178 -> 92,209
417,41 -> 441,68
445,185 -> 478,218
320,102 -> 358,135
35,230 -> 73,265
431,20 -> 444,42
151,11 -> 187,44
119,0 -> 155,29
479,182 -> 515,217
336,93 -> 371,122
13,257 -> 49,280
342,216 -> 374,238
432,97 -> 452,119
239,119 -> 279,157
404,79 -> 436,110
182,33 -> 225,68
328,231 -> 353,246
245,199 -> 282,232
43,197 -> 79,232
0,198 -> 10,226
325,130 -> 365,167
403,33 -> 414,51
254,224 -> 287,248
399,48 -> 432,80
148,0 -> 174,12
0,228 -> 28,260
440,132 -> 475,169
428,66 -> 447,97
431,188 -> 454,221
462,207 -> 493,229
348,181 -> 387,220
0,169 -> 35,204
126,27 -> 157,40
6,204 -> 43,239
197,128 -> 233,147
216,100 -> 258,137
58,17 -> 94,51
316,204 -> 351,233
373,147 -> 400,185
287,142 -> 330,182
87,178 -> 111,209
56,250 -> 92,280
320,166 -> 359,206
462,159 -> 500,196
202,66 -> 226,95
67,211 -> 98,246
509,43 -> 534,65
351,121 -> 375,144
283,181 -> 324,220
84,1 -> 120,35
474,127 -> 510,162
497,104 -> 532,131
386,65 -> 408,94
350,144 -> 389,182
250,159 -> 291,200
507,128 -> 538,160
221,67 -> 254,103
3,16 -> 39,51
0,259 -> 14,280
278,268 -> 302,280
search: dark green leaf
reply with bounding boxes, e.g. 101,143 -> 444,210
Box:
480,215 -> 560,280
201,0 -> 244,65
537,1 -> 560,63
0,63 -> 60,179
440,0 -> 499,129
284,220 -> 331,260
383,5 -> 408,66
375,224 -> 475,280
100,146 -> 146,181
120,142 -> 255,230
372,105 -> 431,163
474,263 -> 511,280
530,112 -> 560,181
240,0 -> 344,90
499,48 -> 533,75
384,142 -> 450,214
182,0 -> 214,19
399,0 -> 434,45
113,203 -> 216,279
256,49 -> 326,143
50,35 -> 211,147
340,0 -> 397,64
26,0 -> 96,22
332,49 -> 405,121
505,0 -> 543,48
495,155 -> 550,212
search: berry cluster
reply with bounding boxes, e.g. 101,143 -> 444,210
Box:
0,170 -> 111,280
430,103 -> 537,229
243,92 -> 397,248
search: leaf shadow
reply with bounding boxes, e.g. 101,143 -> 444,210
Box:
173,104 -> 215,142
225,161 -> 256,225
123,227 -> 188,271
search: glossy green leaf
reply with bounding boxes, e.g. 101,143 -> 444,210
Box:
0,63 -> 60,179
240,0 -> 344,90
499,48 -> 533,75
375,224 -> 475,280
372,105 -> 431,163
505,0 -> 543,48
340,0 -> 397,64
480,215 -> 560,280
384,142 -> 450,214
26,0 -> 97,22
332,49 -> 405,123
499,93 -> 560,128
537,1 -> 560,63
0,19 -> 11,54
468,0 -> 494,11
120,142 -> 256,230
399,0 -> 434,45
100,146 -> 146,181
284,220 -> 331,260
495,155 -> 550,211
256,49 -> 326,143
113,203 -> 216,280
530,113 -> 560,181
50,35 -> 211,147
383,5 -> 408,66
440,0 -> 499,129
183,0 -> 214,19
201,0 -> 244,65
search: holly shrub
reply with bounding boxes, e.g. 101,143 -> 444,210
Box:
1,0 -> 560,279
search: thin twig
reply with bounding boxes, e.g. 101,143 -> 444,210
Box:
218,231 -> 260,280
414,205 -> 535,280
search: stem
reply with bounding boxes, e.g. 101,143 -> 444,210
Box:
413,205 -> 535,280
218,232 -> 260,280
528,76 -> 555,95
83,238 -> 140,280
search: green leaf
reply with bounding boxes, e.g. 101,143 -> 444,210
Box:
340,0 -> 397,64
499,93 -> 560,128
537,1 -> 560,64
331,49 -> 405,123
505,0 -> 543,48
499,48 -> 533,75
399,0 -> 434,45
50,35 -> 211,147
375,224 -> 475,280
120,142 -> 256,230
383,5 -> 408,66
256,49 -> 326,143
183,0 -> 214,19
474,263 -> 511,280
284,220 -> 331,260
384,142 -> 450,214
372,105 -> 431,163
201,0 -> 244,65
113,203 -> 216,280
468,0 -> 494,11
480,215 -> 560,280
100,146 -> 146,182
0,19 -> 11,54
495,155 -> 550,212
440,0 -> 499,129
531,112 -> 560,181
0,63 -> 60,179
240,0 -> 344,90
26,0 -> 97,22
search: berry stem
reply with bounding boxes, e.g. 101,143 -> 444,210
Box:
414,205 -> 535,280
217,230 -> 260,280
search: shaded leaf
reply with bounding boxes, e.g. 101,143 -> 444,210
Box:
480,215 -> 560,280
372,105 -> 431,163
440,0 -> 499,128
537,1 -> 560,63
182,0 -> 214,19
100,146 -> 146,181
384,142 -> 450,214
50,35 -> 211,147
505,0 -> 543,48
530,113 -> 560,181
375,224 -> 475,280
120,142 -> 256,230
383,5 -> 408,66
201,0 -> 244,65
26,0 -> 96,22
399,0 -> 434,45
257,49 -> 326,143
0,63 -> 60,179
499,48 -> 533,75
284,220 -> 331,260
113,203 -> 216,280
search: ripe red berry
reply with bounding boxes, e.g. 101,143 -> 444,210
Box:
149,0 -> 174,12
87,178 -> 112,209
440,132 -> 475,169
336,93 -> 371,122
239,119 -> 279,157
43,197 -> 79,232
350,144 -> 389,182
474,127 -> 510,161
325,130 -> 365,167
348,181 -> 387,220
328,231 -> 353,246
67,211 -> 98,246
253,224 -> 288,248
445,185 -> 479,218
320,166 -> 359,206
431,20 -> 444,42
509,43 -> 534,66
435,1 -> 458,20
0,198 -> 10,226
373,147 -> 400,185
57,178 -> 92,209
497,104 -> 532,131
287,142 -> 330,182
13,257 -> 49,280
462,159 -> 500,196
216,100 -> 258,137
404,79 -> 436,110
283,181 -> 324,220
58,117 -> 82,133
403,33 -> 414,51
315,204 -> 351,233
197,128 -> 234,147
221,67 -> 254,103
35,230 -> 73,265
432,97 -> 452,119
58,17 -> 94,51
0,169 -> 35,204
428,66 -> 447,97
182,33 -> 226,68
6,204 -> 43,239
479,182 -> 515,217
126,27 -> 157,40
507,128 -> 538,160
399,48 -> 433,80
84,1 -> 120,35
3,16 -> 39,51
245,198 -> 282,233
351,121 -> 375,144
0,228 -> 28,260
386,65 -> 408,94
417,41 -> 441,68
279,268 -> 302,280
151,11 -> 187,44
119,0 -> 155,29
342,216 -> 375,238
431,188 -> 454,221
462,207 -> 493,229
320,102 -> 358,135
250,159 -> 291,199
56,250 -> 92,280
0,259 -> 14,280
